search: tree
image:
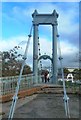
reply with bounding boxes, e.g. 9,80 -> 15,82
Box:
73,69 -> 81,80
79,69 -> 81,80
58,68 -> 70,78
2,51 -> 32,77
63,68 -> 70,75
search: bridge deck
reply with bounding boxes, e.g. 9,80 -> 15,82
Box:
2,86 -> 79,119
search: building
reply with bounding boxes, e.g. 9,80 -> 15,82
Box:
67,73 -> 74,82
67,67 -> 79,72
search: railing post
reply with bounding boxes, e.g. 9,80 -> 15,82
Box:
1,74 -> 35,95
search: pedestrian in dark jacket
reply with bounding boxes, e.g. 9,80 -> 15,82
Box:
44,72 -> 47,83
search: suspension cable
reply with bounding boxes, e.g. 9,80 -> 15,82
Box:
57,34 -> 70,118
8,24 -> 33,120
38,28 -> 42,71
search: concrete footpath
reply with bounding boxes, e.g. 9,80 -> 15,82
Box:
2,94 -> 38,118
2,87 -> 79,119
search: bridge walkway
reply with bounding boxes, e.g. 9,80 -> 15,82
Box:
1,84 -> 79,119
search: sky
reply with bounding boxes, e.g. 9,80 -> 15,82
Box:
0,2 -> 79,69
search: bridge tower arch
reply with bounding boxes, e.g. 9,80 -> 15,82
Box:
32,10 -> 59,84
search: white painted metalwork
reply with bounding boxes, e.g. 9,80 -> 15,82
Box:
0,74 -> 34,95
57,35 -> 70,118
32,10 -> 59,84
8,25 -> 33,120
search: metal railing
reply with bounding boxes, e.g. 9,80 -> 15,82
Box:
0,74 -> 42,95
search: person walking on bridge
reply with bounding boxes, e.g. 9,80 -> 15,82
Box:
47,72 -> 50,82
44,72 -> 47,83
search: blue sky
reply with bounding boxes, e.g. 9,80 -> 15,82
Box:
2,2 -> 79,39
0,2 -> 79,68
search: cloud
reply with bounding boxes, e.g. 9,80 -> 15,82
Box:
39,37 -> 52,56
1,36 -> 27,51
58,40 -> 78,55
12,6 -> 32,21
1,2 -> 79,68
24,2 -> 79,45
0,35 -> 79,68
58,8 -> 79,35
2,2 -> 79,36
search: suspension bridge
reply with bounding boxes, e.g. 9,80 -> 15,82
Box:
0,10 -> 80,119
